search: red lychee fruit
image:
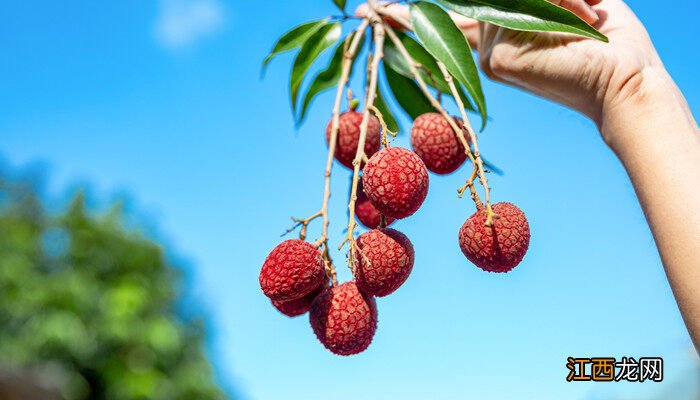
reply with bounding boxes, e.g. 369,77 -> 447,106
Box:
362,147 -> 429,219
355,179 -> 395,229
272,278 -> 328,317
309,281 -> 378,356
354,228 -> 414,297
458,202 -> 530,273
259,239 -> 326,302
325,111 -> 381,170
411,112 -> 468,175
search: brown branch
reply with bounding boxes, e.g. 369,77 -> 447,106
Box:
316,19 -> 369,285
384,22 -> 488,209
341,0 -> 385,270
436,62 -> 497,225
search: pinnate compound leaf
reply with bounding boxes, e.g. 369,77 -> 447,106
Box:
437,0 -> 607,42
410,1 -> 486,128
383,63 -> 434,120
298,31 -> 364,125
384,32 -> 475,112
262,18 -> 330,72
290,22 -> 342,113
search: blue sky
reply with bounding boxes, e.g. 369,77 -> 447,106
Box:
1,1 -> 698,399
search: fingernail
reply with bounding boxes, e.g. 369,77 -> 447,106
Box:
582,3 -> 600,25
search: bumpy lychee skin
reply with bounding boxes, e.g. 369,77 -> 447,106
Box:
272,279 -> 328,317
325,111 -> 381,170
355,179 -> 395,229
259,240 -> 326,302
458,202 -> 530,273
411,112 -> 467,175
362,147 -> 429,219
309,281 -> 378,356
354,228 -> 414,297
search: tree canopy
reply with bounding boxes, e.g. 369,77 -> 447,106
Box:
0,176 -> 227,400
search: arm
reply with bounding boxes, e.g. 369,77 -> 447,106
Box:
360,0 -> 700,349
602,68 -> 700,349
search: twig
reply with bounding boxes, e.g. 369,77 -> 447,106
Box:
383,22 -> 488,207
436,61 -> 497,225
281,211 -> 323,240
341,0 -> 385,270
318,19 -> 369,285
368,105 -> 397,147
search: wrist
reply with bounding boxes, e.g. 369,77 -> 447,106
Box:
599,66 -> 692,153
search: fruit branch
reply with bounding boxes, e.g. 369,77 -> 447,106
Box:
436,62 -> 497,225
368,105 -> 397,148
457,166 -> 482,208
341,1 -> 385,269
315,19 -> 369,285
383,22 -> 489,207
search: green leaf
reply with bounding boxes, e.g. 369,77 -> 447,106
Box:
437,0 -> 608,42
298,31 -> 364,124
481,156 -> 504,176
384,32 -> 475,112
333,0 -> 347,12
410,1 -> 487,128
374,86 -> 400,133
298,41 -> 345,124
290,22 -> 342,113
383,62 -> 434,120
262,18 -> 329,72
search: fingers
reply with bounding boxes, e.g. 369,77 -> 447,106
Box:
549,0 -> 600,25
355,3 -> 369,18
355,2 -> 481,50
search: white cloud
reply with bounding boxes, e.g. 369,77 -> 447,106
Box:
154,0 -> 225,50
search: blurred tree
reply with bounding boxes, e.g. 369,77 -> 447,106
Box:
0,177 -> 227,400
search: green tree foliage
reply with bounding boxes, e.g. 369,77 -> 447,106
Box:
0,177 -> 227,400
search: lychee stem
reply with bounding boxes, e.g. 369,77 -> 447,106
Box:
457,165 -> 483,208
343,1 -> 385,270
384,22 -> 497,226
318,19 -> 369,285
368,105 -> 397,148
436,62 -> 498,226
377,8 -> 486,211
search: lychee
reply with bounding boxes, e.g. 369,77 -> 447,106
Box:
309,281 -> 377,356
325,111 -> 381,170
355,179 -> 395,229
272,278 -> 328,317
354,228 -> 414,297
259,239 -> 326,302
362,147 -> 429,219
411,112 -> 467,175
458,202 -> 530,273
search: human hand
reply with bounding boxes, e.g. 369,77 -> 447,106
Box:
358,1 -> 666,143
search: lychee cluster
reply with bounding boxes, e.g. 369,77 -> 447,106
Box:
261,4 -> 543,360
260,228 -> 414,356
408,112 -> 531,273
259,110 -> 434,356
